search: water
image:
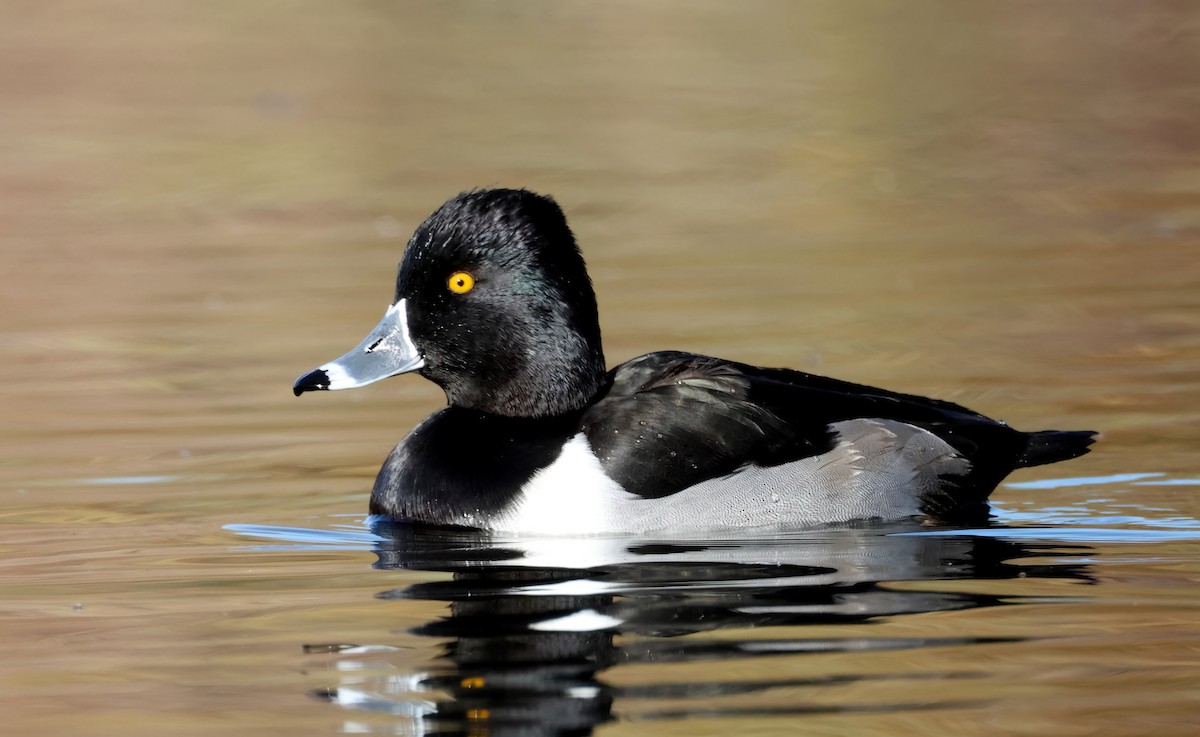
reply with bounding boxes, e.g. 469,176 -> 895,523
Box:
227,512 -> 1194,734
3,2 -> 1200,736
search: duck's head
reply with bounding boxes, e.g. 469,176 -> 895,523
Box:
294,189 -> 606,418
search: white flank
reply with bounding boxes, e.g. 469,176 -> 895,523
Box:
500,433 -> 633,534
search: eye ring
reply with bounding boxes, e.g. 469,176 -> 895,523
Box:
447,271 -> 475,295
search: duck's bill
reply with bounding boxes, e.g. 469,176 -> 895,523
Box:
293,299 -> 424,396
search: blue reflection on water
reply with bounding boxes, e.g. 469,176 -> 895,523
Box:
1006,472 -> 1168,489
227,522 -> 382,550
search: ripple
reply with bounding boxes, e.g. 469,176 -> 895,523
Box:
1006,472 -> 1166,489
224,523 -> 382,550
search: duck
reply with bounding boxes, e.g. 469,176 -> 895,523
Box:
294,188 -> 1096,534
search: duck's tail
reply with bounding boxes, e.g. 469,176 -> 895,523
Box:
1016,430 -> 1098,468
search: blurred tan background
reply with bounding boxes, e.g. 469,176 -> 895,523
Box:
2,3 -> 1199,735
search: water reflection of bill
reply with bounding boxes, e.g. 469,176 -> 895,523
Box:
313,522 -> 1093,735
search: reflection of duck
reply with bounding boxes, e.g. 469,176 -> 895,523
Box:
309,524 -> 1093,734
295,189 -> 1096,533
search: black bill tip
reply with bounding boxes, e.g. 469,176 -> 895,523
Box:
293,369 -> 331,396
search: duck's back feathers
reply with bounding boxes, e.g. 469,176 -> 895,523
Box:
582,353 -> 820,499
583,351 -> 1095,522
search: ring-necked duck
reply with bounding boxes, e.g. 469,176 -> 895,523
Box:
295,189 -> 1096,534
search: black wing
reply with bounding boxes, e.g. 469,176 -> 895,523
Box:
581,351 -> 1041,501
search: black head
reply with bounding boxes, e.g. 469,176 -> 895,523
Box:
396,189 -> 606,417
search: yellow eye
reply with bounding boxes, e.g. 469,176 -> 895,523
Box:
447,271 -> 475,294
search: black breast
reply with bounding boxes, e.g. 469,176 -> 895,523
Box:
369,408 -> 581,526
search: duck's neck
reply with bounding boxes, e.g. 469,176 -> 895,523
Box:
425,324 -> 605,419
454,344 -> 607,418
